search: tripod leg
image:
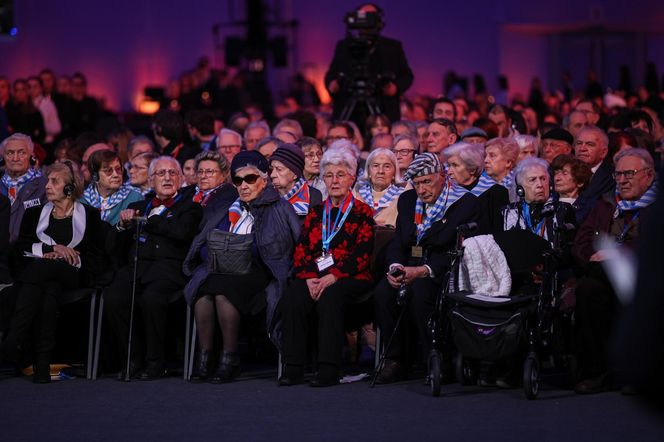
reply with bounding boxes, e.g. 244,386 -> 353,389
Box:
339,98 -> 357,122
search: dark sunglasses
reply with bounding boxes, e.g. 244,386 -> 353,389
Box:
232,174 -> 260,186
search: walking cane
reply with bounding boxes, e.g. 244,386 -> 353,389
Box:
124,214 -> 147,382
371,279 -> 408,387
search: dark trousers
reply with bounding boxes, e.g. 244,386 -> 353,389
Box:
281,278 -> 373,367
103,266 -> 181,367
374,276 -> 440,362
575,265 -> 617,379
4,260 -> 79,361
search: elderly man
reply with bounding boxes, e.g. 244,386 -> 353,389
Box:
565,110 -> 589,138
431,98 -> 456,121
216,128 -> 243,163
104,156 -> 203,380
573,148 -> 657,394
269,143 -> 322,219
573,126 -> 615,224
0,134 -> 47,242
374,153 -> 480,383
243,121 -> 270,151
425,118 -> 458,157
540,127 -> 573,164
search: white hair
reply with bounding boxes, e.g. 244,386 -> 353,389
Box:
0,133 -> 35,157
272,118 -> 303,140
514,157 -> 549,185
364,148 -> 401,183
243,120 -> 270,140
320,146 -> 357,177
148,155 -> 183,177
443,142 -> 485,177
329,139 -> 361,160
218,128 -> 243,147
514,134 -> 539,156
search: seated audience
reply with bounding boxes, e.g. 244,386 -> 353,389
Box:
182,151 -> 299,382
298,136 -> 326,199
129,152 -> 159,196
391,133 -> 418,174
551,154 -> 592,206
279,147 -> 375,387
190,151 -> 236,209
269,144 -> 322,219
484,137 -> 519,200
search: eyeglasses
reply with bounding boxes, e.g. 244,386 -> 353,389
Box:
128,164 -> 147,171
152,169 -> 179,178
305,152 -> 323,160
612,168 -> 650,180
101,166 -> 123,176
322,172 -> 350,181
232,174 -> 261,186
197,168 -> 220,177
219,144 -> 241,151
392,148 -> 416,157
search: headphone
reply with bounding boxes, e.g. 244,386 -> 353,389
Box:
62,160 -> 76,198
88,156 -> 100,183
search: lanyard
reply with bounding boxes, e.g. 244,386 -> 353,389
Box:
322,194 -> 354,252
523,203 -> 546,237
616,211 -> 639,245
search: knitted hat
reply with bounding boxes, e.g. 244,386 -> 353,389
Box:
269,143 -> 305,178
541,127 -> 573,145
403,152 -> 442,181
231,150 -> 269,176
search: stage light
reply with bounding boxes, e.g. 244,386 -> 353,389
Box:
138,99 -> 160,115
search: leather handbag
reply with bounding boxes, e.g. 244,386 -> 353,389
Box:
206,229 -> 253,275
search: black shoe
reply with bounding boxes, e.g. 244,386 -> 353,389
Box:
33,363 -> 51,384
190,350 -> 211,382
278,364 -> 304,386
137,362 -> 166,381
210,352 -> 240,383
375,359 -> 406,384
309,364 -> 338,388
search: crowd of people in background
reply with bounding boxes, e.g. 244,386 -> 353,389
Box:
0,53 -> 661,394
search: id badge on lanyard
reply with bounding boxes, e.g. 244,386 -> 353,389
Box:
319,195 -> 353,273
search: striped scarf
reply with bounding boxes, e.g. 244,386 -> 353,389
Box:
414,180 -> 468,243
467,171 -> 496,197
1,168 -> 42,205
284,178 -> 310,216
499,170 -> 515,189
82,182 -> 135,222
228,198 -> 244,228
358,182 -> 404,216
614,179 -> 658,218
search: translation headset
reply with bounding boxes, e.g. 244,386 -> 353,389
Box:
62,160 -> 77,198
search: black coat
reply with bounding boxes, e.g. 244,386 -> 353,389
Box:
325,35 -> 413,123
108,192 -> 203,286
386,189 -> 480,283
575,159 -> 615,225
0,194 -> 11,283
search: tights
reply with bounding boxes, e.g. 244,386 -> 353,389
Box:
194,294 -> 240,353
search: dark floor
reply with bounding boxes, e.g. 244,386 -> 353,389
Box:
1,368 -> 663,441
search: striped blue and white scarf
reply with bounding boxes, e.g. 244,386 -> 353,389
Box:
358,182 -> 404,216
614,179 -> 658,218
499,170 -> 515,189
1,168 -> 42,205
414,180 -> 468,243
82,182 -> 135,222
467,171 -> 496,197
283,178 -> 310,216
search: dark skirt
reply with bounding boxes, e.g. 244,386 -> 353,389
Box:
197,262 -> 271,316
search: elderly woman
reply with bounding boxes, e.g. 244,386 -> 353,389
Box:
353,148 -> 406,227
129,152 -> 159,196
191,150 -> 236,210
280,146 -> 375,388
444,142 -> 509,233
0,161 -> 103,383
552,154 -> 593,206
80,149 -> 144,225
514,134 -> 539,164
391,133 -> 419,175
484,137 -> 520,201
182,151 -> 300,383
297,137 -> 326,199
269,144 -> 322,220
502,157 -> 576,242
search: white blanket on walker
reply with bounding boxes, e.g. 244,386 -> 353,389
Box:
459,234 -> 511,297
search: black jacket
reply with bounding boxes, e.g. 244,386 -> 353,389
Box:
108,192 -> 203,286
575,158 -> 615,225
386,189 -> 480,283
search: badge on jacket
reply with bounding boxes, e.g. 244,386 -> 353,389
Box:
23,198 -> 41,209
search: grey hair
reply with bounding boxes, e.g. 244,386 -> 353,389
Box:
390,120 -> 417,138
364,147 -> 401,183
513,134 -> 539,156
297,136 -> 322,152
127,135 -> 156,157
194,150 -> 230,175
370,133 -> 394,150
243,120 -> 270,140
256,136 -> 284,151
443,142 -> 485,177
576,125 -> 609,148
485,137 -> 519,164
272,118 -> 303,140
148,155 -> 183,177
0,133 -> 34,157
234,165 -> 269,180
133,151 -> 159,165
329,139 -> 360,160
514,157 -> 549,185
393,133 -> 419,151
614,147 -> 655,170
320,146 -> 357,177
218,128 -> 243,147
